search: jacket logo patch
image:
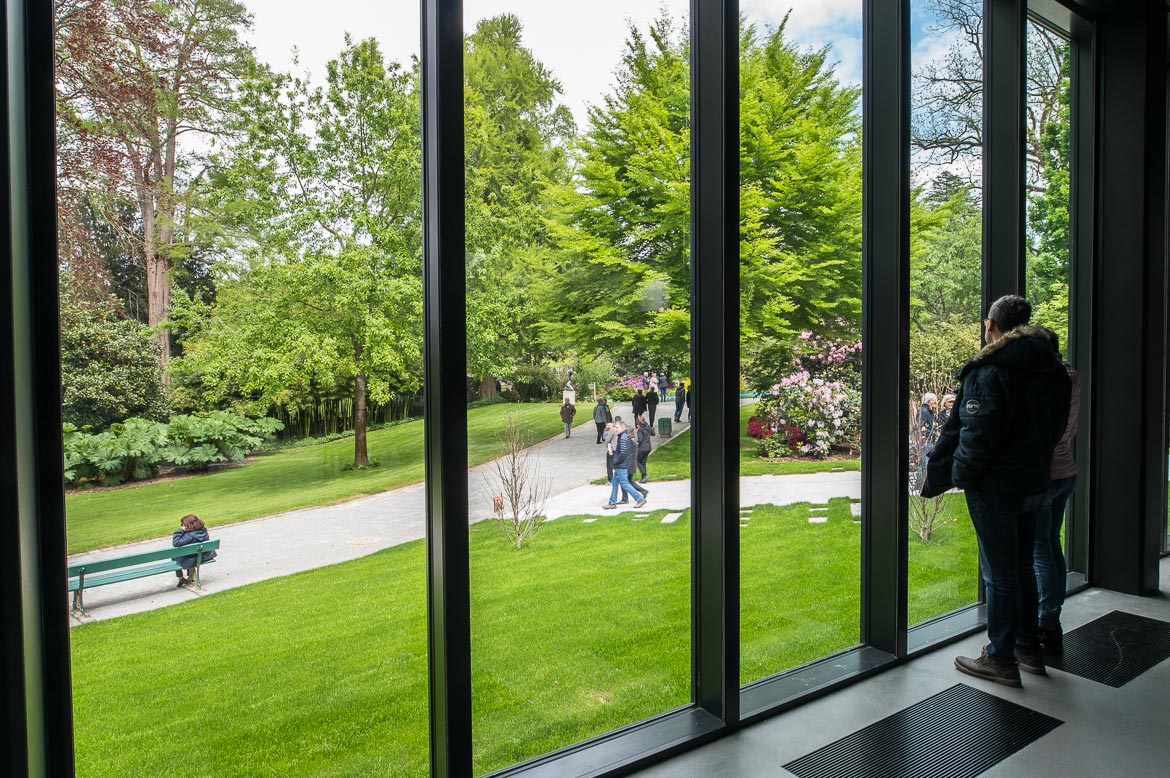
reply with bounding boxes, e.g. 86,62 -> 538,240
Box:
964,399 -> 981,415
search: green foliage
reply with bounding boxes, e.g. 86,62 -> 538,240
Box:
909,316 -> 981,399
535,18 -> 862,379
59,283 -> 168,431
63,412 -> 282,487
509,365 -> 561,402
911,176 -> 983,330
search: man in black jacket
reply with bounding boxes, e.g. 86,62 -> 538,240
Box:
923,295 -> 1071,688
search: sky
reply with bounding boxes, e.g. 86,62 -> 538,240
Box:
239,1 -> 955,127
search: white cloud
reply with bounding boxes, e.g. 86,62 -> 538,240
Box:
742,0 -> 862,33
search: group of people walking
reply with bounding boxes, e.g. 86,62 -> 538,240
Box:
922,294 -> 1079,688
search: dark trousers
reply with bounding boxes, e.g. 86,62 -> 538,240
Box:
674,401 -> 683,421
966,489 -> 1044,663
636,451 -> 649,480
595,422 -> 606,443
1035,475 -> 1077,631
606,453 -> 614,482
647,404 -> 657,424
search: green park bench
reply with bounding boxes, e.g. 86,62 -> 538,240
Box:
67,539 -> 220,614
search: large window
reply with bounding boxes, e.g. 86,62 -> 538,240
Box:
58,2 -> 430,774
737,2 -> 864,685
906,0 -> 984,626
463,3 -> 692,773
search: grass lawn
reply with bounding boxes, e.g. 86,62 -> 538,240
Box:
64,403 -> 564,555
71,497 -> 979,777
645,403 -> 861,480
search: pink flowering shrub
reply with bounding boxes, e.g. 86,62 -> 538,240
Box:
750,330 -> 861,458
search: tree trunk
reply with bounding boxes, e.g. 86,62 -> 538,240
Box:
354,372 -> 369,468
140,183 -> 170,375
479,374 -> 498,400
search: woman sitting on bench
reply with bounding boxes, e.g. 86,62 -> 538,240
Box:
173,514 -> 217,587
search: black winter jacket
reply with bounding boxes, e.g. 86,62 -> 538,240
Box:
612,431 -> 636,471
923,326 -> 1071,498
632,393 -> 647,417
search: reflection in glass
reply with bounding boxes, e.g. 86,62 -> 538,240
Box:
736,5 -> 865,684
907,0 -> 984,625
464,4 -> 691,773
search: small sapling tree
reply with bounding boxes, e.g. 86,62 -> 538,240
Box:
489,413 -> 551,549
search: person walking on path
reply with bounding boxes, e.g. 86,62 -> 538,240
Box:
172,514 -> 217,587
603,421 -> 617,481
618,419 -> 649,504
923,295 -> 1071,688
634,416 -> 652,482
593,398 -> 612,443
656,371 -> 669,398
646,386 -> 660,426
631,388 -> 647,421
560,397 -> 577,439
603,422 -> 646,509
1033,338 -> 1080,654
674,381 -> 686,422
685,382 -> 693,421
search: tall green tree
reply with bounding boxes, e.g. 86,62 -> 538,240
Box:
55,0 -> 253,366
534,18 -> 862,386
464,15 -> 575,396
177,39 -> 423,467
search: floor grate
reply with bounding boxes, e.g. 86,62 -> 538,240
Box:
1045,610 -> 1170,687
783,684 -> 1061,778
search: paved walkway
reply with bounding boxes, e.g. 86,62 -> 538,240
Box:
66,400 -> 857,625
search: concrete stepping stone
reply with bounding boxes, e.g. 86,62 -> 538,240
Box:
850,503 -> 862,517
583,518 -> 598,523
661,512 -> 683,524
808,516 -> 828,524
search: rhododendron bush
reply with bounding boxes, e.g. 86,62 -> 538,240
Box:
748,331 -> 861,459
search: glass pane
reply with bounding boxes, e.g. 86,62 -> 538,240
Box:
59,2 -> 429,773
1024,21 -> 1077,587
907,0 -> 984,625
737,3 -> 864,684
464,3 -> 691,773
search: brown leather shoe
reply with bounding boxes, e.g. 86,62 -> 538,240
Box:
955,648 -> 1022,688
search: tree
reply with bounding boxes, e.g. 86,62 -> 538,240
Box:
911,176 -> 983,330
535,17 -> 862,386
487,413 -> 551,549
59,280 -> 169,431
55,0 -> 253,367
178,39 -> 423,467
912,0 -> 1067,187
463,15 -> 575,397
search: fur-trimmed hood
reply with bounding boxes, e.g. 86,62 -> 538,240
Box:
959,324 -> 1060,378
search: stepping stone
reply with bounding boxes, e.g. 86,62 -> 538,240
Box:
808,516 -> 828,524
831,466 -> 844,472
850,503 -> 862,517
661,512 -> 683,524
852,520 -> 861,525
583,518 -> 598,523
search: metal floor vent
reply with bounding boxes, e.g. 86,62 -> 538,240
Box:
782,684 -> 1061,778
1045,610 -> 1170,687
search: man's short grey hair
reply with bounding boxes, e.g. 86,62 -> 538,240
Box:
987,295 -> 1032,332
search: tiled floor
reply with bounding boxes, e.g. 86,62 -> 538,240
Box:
632,558 -> 1170,778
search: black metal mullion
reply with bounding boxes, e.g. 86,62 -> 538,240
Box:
861,0 -> 911,657
984,0 -> 1029,305
690,0 -> 739,722
3,0 -> 75,774
422,1 -> 472,776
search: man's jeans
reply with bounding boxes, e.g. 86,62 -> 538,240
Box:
609,468 -> 642,505
1035,475 -> 1077,631
965,489 -> 1044,663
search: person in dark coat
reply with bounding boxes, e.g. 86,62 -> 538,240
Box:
634,417 -> 653,482
603,423 -> 646,508
631,389 -> 647,420
685,383 -> 693,421
918,393 -> 939,444
937,394 -> 955,428
656,371 -> 669,397
674,381 -> 686,422
593,398 -> 613,443
172,514 -> 217,587
560,397 -> 577,439
646,387 -> 660,425
923,296 -> 1071,688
